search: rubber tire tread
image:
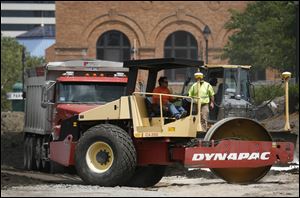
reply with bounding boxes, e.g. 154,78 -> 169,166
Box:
27,136 -> 37,170
23,136 -> 29,170
35,136 -> 42,170
75,124 -> 137,186
126,165 -> 166,187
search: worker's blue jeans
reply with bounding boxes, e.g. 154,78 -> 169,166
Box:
167,102 -> 186,118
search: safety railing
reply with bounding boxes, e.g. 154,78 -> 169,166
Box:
133,92 -> 201,128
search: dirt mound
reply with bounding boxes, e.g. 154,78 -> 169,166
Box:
164,164 -> 217,179
261,112 -> 299,133
1,112 -> 24,133
1,132 -> 24,170
1,172 -> 46,190
1,112 -> 25,170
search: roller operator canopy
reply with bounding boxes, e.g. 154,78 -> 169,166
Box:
205,64 -> 251,69
123,58 -> 204,94
124,58 -> 204,71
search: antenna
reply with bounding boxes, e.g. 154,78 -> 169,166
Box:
41,10 -> 44,27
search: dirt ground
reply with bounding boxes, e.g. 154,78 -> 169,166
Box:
1,112 -> 299,197
1,171 -> 299,197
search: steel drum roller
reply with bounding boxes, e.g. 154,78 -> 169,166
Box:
204,117 -> 272,184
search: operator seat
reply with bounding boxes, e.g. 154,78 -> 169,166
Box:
145,97 -> 171,118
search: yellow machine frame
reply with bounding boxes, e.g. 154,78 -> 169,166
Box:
78,92 -> 203,138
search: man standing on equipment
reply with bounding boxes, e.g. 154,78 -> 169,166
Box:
188,72 -> 215,131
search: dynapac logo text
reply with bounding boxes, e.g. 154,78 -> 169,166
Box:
192,152 -> 270,161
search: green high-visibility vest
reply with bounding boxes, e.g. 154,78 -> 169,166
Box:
188,81 -> 215,104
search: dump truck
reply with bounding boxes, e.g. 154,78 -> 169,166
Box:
23,59 -> 129,172
24,58 -> 294,187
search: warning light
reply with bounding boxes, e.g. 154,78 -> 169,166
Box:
100,73 -> 105,77
85,73 -> 90,76
93,73 -> 97,77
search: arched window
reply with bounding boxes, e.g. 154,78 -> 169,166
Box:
96,30 -> 131,62
164,31 -> 198,82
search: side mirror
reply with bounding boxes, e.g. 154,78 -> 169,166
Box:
41,80 -> 56,108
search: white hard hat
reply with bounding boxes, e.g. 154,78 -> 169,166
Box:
194,72 -> 204,79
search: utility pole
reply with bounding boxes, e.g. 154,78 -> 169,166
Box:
203,25 -> 211,64
22,47 -> 26,104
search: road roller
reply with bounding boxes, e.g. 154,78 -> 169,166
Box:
30,58 -> 295,187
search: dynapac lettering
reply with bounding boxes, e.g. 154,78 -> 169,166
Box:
192,152 -> 271,161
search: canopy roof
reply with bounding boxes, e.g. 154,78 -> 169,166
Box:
205,64 -> 251,69
124,58 -> 204,71
124,58 -> 204,94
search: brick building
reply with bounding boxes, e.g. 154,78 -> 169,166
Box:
46,1 -> 257,84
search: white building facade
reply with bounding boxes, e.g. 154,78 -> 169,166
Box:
1,1 -> 55,37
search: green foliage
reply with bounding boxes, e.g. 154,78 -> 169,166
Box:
25,56 -> 45,69
222,1 -> 297,72
289,84 -> 299,112
1,36 -> 22,111
1,35 -> 45,111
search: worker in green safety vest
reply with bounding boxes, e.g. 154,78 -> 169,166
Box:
188,72 -> 215,131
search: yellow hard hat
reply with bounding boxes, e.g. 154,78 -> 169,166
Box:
194,72 -> 204,79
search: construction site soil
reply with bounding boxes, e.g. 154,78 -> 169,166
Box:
1,112 -> 299,197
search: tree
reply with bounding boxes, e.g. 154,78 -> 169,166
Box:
222,1 -> 297,73
1,35 -> 45,111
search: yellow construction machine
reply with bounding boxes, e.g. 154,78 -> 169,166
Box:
190,64 -> 297,145
46,58 -> 295,187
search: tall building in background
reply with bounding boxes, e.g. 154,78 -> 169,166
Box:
46,1 -> 250,83
1,1 -> 55,37
16,25 -> 56,57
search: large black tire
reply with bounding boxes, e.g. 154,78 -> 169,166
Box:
41,136 -> 50,172
23,136 -> 29,170
50,160 -> 66,173
75,124 -> 137,186
24,135 -> 37,170
35,136 -> 42,170
126,165 -> 166,187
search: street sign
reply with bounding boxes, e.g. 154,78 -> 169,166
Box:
7,92 -> 23,100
